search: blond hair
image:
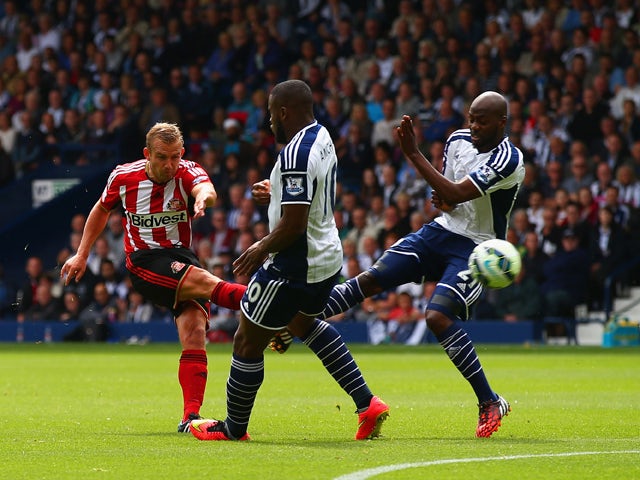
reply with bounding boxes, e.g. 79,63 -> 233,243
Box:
146,122 -> 184,150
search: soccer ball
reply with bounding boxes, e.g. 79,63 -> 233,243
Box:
468,239 -> 522,289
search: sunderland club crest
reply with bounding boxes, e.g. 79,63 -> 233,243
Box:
166,198 -> 185,211
170,261 -> 186,273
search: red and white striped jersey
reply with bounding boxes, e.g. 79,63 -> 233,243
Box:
100,159 -> 212,254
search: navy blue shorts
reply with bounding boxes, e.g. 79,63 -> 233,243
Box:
127,247 -> 209,319
240,267 -> 341,330
369,222 -> 483,321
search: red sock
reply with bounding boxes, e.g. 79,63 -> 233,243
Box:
211,281 -> 247,310
178,349 -> 207,421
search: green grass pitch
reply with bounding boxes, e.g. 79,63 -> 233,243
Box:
1,342 -> 638,479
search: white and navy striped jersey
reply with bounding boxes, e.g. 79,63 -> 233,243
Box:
265,121 -> 342,283
100,159 -> 211,254
434,129 -> 525,243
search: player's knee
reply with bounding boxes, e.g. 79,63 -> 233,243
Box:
179,324 -> 206,349
287,315 -> 315,338
358,271 -> 383,297
232,329 -> 263,358
425,291 -> 463,334
425,310 -> 452,335
176,307 -> 207,348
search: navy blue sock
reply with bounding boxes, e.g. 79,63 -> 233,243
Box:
225,353 -> 263,438
436,323 -> 497,403
320,278 -> 366,320
302,319 -> 373,410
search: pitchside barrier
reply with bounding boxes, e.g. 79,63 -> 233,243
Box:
0,319 -> 538,345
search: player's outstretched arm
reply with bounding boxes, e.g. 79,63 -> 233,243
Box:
60,200 -> 110,285
397,115 -> 480,205
191,182 -> 217,219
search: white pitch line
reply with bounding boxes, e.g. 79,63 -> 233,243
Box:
333,450 -> 640,480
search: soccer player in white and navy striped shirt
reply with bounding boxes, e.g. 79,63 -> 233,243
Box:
316,92 -> 525,438
189,80 -> 389,442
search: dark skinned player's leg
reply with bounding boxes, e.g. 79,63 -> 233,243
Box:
287,309 -> 375,412
426,288 -> 510,437
269,270 -> 384,352
222,313 -> 290,439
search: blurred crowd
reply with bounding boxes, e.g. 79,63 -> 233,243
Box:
1,0 -> 640,343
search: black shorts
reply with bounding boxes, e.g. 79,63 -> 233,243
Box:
240,267 -> 340,330
127,247 -> 209,319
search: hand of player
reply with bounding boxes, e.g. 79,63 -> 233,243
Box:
60,254 -> 87,286
397,115 -> 419,159
251,179 -> 271,205
192,196 -> 206,218
431,191 -> 456,212
232,240 -> 268,277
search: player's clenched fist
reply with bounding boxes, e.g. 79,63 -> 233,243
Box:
251,179 -> 271,205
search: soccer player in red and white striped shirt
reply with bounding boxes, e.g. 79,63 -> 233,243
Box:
61,122 -> 247,432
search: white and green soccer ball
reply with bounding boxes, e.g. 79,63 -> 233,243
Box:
468,238 -> 522,289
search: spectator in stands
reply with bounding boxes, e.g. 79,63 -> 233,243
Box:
615,163 -> 640,208
600,132 -> 630,173
577,186 -> 599,226
511,208 -> 533,245
219,118 -> 255,167
492,262 -> 544,322
59,290 -> 82,322
12,110 -> 45,177
84,109 -> 113,164
0,1 -> 20,40
358,236 -> 381,272
601,184 -> 632,230
124,290 -> 155,323
86,236 -> 118,277
541,228 -> 590,317
424,98 -> 464,143
568,87 -> 610,151
65,282 -> 118,341
380,163 -> 400,209
588,205 -> 629,311
618,99 -> 640,148
376,204 -> 403,248
526,189 -> 545,233
99,211 -> 124,271
591,161 -> 615,205
523,229 -> 549,285
20,277 -> 61,322
339,122 -> 373,193
385,291 -> 423,344
56,108 -> 86,164
364,193 -> 385,236
540,160 -> 565,199
0,110 -> 16,186
39,111 -> 60,161
609,66 -> 640,120
559,201 -> 591,249
107,103 -> 140,160
98,258 -> 128,301
562,153 -> 594,195
345,206 -> 370,255
198,208 -> 237,260
69,74 -> 96,118
180,63 -> 214,137
371,97 -> 400,148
